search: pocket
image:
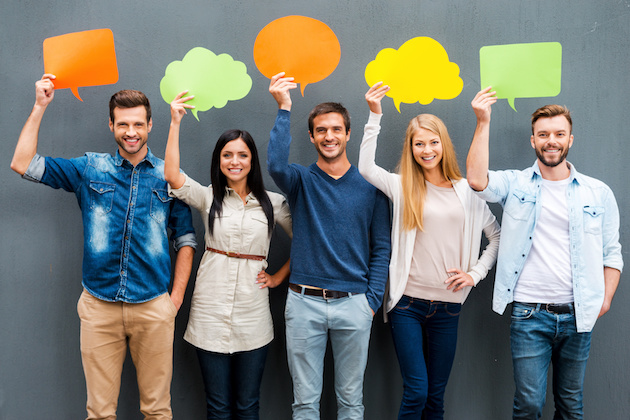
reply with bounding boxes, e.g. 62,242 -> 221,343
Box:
162,293 -> 178,317
89,181 -> 115,214
504,189 -> 536,221
583,206 -> 604,235
394,295 -> 412,311
150,189 -> 173,223
511,303 -> 535,320
445,302 -> 462,316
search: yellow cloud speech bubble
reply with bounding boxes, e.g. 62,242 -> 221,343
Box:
160,47 -> 252,121
365,37 -> 463,112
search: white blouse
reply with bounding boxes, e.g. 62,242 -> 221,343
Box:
169,174 -> 292,353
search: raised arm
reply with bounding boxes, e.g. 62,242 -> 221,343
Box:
358,82 -> 398,200
164,91 -> 194,189
267,72 -> 299,193
466,87 -> 497,191
11,74 -> 56,175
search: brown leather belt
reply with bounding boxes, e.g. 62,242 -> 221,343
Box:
206,247 -> 266,261
289,283 -> 349,299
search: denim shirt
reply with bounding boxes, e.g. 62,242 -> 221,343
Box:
476,161 -> 623,332
24,149 -> 197,303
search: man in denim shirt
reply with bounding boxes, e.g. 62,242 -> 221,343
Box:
467,88 -> 623,419
11,74 -> 197,420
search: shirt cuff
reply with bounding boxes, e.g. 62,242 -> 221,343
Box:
22,154 -> 46,182
173,232 -> 197,251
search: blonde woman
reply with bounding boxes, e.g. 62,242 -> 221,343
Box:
358,83 -> 500,420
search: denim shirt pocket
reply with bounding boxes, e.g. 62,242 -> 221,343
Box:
583,206 -> 605,235
504,189 -> 536,221
150,189 -> 173,224
89,181 -> 115,214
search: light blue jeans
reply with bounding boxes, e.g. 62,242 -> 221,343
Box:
511,302 -> 592,420
285,288 -> 374,420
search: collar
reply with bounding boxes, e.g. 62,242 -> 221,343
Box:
114,147 -> 157,168
530,159 -> 581,185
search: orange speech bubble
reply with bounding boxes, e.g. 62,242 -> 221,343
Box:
253,15 -> 340,96
43,29 -> 119,101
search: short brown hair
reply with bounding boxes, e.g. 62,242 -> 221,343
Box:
531,104 -> 572,134
109,90 -> 151,122
308,102 -> 350,134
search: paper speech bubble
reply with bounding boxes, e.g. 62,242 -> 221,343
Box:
480,42 -> 562,111
253,15 -> 340,96
365,37 -> 463,112
43,29 -> 119,101
160,47 -> 252,121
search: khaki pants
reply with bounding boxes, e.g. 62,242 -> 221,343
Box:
77,290 -> 177,420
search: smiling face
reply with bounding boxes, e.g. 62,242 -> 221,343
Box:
411,127 -> 443,174
309,112 -> 350,163
531,115 -> 573,168
219,138 -> 252,188
109,105 -> 152,165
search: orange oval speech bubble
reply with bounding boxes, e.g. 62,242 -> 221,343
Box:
43,29 -> 119,101
253,15 -> 340,96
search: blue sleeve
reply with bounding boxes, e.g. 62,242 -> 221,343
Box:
168,197 -> 197,251
267,109 -> 299,195
366,189 -> 391,313
39,156 -> 88,193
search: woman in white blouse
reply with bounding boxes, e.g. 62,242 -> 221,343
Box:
358,83 -> 500,420
165,91 -> 292,419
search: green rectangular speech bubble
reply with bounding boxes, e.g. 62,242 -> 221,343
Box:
480,42 -> 562,111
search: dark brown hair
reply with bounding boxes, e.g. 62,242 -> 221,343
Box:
308,102 -> 350,134
109,90 -> 151,122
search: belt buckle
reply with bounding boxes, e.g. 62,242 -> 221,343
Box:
226,251 -> 237,258
322,289 -> 333,300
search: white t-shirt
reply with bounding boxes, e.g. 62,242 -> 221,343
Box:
514,177 -> 573,304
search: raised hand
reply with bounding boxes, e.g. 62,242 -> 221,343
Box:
365,81 -> 390,114
269,72 -> 297,111
471,86 -> 497,124
35,74 -> 57,108
170,90 -> 195,124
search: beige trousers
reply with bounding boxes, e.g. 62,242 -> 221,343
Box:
77,290 -> 177,420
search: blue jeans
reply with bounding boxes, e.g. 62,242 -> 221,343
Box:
511,302 -> 592,420
285,288 -> 374,420
195,345 -> 269,420
389,295 -> 461,420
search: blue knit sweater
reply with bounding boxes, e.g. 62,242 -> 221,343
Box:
267,109 -> 391,312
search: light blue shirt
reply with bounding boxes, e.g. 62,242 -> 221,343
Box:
476,161 -> 622,332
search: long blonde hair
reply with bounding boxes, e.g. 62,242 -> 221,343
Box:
398,114 -> 462,231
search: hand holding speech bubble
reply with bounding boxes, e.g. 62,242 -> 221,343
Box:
43,29 -> 119,101
480,42 -> 562,111
160,47 -> 252,121
365,37 -> 463,112
253,15 -> 340,96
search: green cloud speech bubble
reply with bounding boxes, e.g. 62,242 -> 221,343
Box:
160,47 -> 252,121
480,42 -> 562,111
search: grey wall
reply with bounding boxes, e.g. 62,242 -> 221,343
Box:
2,0 -> 629,419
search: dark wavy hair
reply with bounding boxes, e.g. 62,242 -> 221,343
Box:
208,129 -> 274,237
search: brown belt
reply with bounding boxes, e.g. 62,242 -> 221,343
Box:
289,283 -> 349,299
206,247 -> 266,261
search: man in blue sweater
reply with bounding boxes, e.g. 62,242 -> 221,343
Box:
267,72 -> 391,419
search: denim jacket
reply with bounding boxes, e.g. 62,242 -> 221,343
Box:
476,161 -> 623,332
24,149 -> 196,303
